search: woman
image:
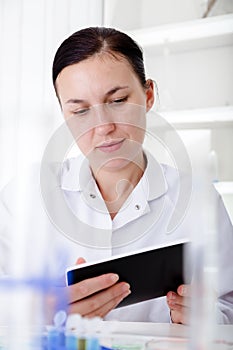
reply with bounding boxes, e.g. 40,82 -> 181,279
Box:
49,27 -> 233,324
0,27 -> 232,324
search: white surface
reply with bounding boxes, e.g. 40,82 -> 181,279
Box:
214,182 -> 233,224
221,195 -> 233,224
101,321 -> 189,338
100,321 -> 233,345
104,0 -> 233,29
127,14 -> 233,52
214,181 -> 233,195
1,322 -> 232,349
157,106 -> 233,129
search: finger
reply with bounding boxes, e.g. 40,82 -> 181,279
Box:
177,284 -> 191,297
166,291 -> 190,307
68,273 -> 119,304
170,306 -> 189,325
84,289 -> 131,318
75,257 -> 86,265
68,281 -> 130,316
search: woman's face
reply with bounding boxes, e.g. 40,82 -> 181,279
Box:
56,53 -> 154,171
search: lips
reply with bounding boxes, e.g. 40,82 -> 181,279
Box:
97,139 -> 125,153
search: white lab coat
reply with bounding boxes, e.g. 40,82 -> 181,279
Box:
0,152 -> 232,323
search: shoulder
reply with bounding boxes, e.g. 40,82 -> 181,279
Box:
161,163 -> 180,189
145,151 -> 181,189
161,164 -> 185,210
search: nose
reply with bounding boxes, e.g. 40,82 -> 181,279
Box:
93,104 -> 116,135
95,121 -> 115,136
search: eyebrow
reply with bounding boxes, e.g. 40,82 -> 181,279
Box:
65,85 -> 129,105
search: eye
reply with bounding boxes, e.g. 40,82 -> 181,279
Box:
109,96 -> 128,105
72,108 -> 90,117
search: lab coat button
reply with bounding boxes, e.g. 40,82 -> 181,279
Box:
90,193 -> 96,199
135,204 -> 140,210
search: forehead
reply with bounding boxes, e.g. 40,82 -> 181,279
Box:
56,53 -> 139,98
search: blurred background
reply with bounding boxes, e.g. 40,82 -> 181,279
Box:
0,0 -> 232,221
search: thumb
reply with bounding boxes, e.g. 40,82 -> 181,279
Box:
177,284 -> 191,297
75,257 -> 86,265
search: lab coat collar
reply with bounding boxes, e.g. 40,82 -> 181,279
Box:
61,153 -> 90,191
143,151 -> 168,201
60,150 -> 168,201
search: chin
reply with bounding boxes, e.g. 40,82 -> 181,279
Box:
100,158 -> 131,172
88,143 -> 143,173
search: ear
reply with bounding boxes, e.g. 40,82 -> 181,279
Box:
145,79 -> 155,112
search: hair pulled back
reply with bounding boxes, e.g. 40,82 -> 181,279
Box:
52,27 -> 147,89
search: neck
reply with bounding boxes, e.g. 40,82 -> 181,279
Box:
91,151 -> 146,219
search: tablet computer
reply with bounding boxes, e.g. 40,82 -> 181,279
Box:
66,240 -> 191,308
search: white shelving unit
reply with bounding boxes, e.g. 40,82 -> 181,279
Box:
214,182 -> 233,224
127,14 -> 233,54
133,14 -> 233,192
128,14 -> 233,186
157,106 -> 233,129
105,4 -> 233,211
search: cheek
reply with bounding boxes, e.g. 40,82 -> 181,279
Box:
76,131 -> 94,155
123,124 -> 146,144
63,112 -> 94,155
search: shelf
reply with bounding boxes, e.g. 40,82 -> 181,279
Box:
148,106 -> 233,129
214,182 -> 233,195
127,14 -> 233,54
214,182 -> 233,224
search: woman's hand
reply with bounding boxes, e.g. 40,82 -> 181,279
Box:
66,257 -> 131,318
166,284 -> 191,324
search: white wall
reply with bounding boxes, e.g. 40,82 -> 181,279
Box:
0,0 -> 103,189
145,45 -> 233,111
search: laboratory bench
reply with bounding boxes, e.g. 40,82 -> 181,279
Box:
0,321 -> 233,349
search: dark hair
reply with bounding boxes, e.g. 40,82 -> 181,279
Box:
52,27 -> 147,91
